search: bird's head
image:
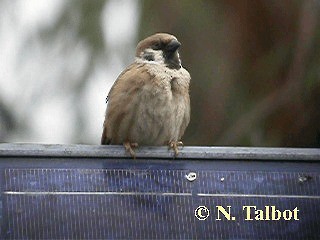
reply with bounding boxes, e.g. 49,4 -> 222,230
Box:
136,33 -> 182,70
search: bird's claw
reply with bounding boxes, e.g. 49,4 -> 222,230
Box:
123,142 -> 138,159
169,141 -> 184,156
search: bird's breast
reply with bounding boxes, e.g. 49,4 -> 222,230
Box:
128,64 -> 190,145
145,63 -> 190,94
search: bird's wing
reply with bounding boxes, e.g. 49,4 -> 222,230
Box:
178,91 -> 190,140
101,63 -> 149,144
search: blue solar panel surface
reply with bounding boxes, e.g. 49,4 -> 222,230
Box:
0,144 -> 319,239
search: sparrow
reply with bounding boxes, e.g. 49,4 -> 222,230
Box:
101,33 -> 190,157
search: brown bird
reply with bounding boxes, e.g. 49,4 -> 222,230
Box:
101,33 -> 190,157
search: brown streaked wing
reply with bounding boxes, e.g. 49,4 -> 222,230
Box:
101,63 -> 150,144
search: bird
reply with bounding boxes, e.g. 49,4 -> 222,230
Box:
101,33 -> 190,158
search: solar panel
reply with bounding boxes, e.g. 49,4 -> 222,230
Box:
0,144 -> 319,239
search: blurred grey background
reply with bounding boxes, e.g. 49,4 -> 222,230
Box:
0,0 -> 319,147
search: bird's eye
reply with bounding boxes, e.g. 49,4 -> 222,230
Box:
153,42 -> 161,50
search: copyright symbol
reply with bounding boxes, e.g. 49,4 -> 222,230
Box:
195,206 -> 210,220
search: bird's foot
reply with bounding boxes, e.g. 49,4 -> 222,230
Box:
123,142 -> 138,158
168,141 -> 184,156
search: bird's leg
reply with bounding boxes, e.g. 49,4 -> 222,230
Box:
123,141 -> 138,158
168,140 -> 184,156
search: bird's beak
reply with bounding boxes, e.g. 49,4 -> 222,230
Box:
166,39 -> 181,52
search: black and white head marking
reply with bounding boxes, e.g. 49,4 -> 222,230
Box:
140,48 -> 166,65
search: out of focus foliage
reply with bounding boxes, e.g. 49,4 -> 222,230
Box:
0,0 -> 319,147
140,0 -> 320,147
